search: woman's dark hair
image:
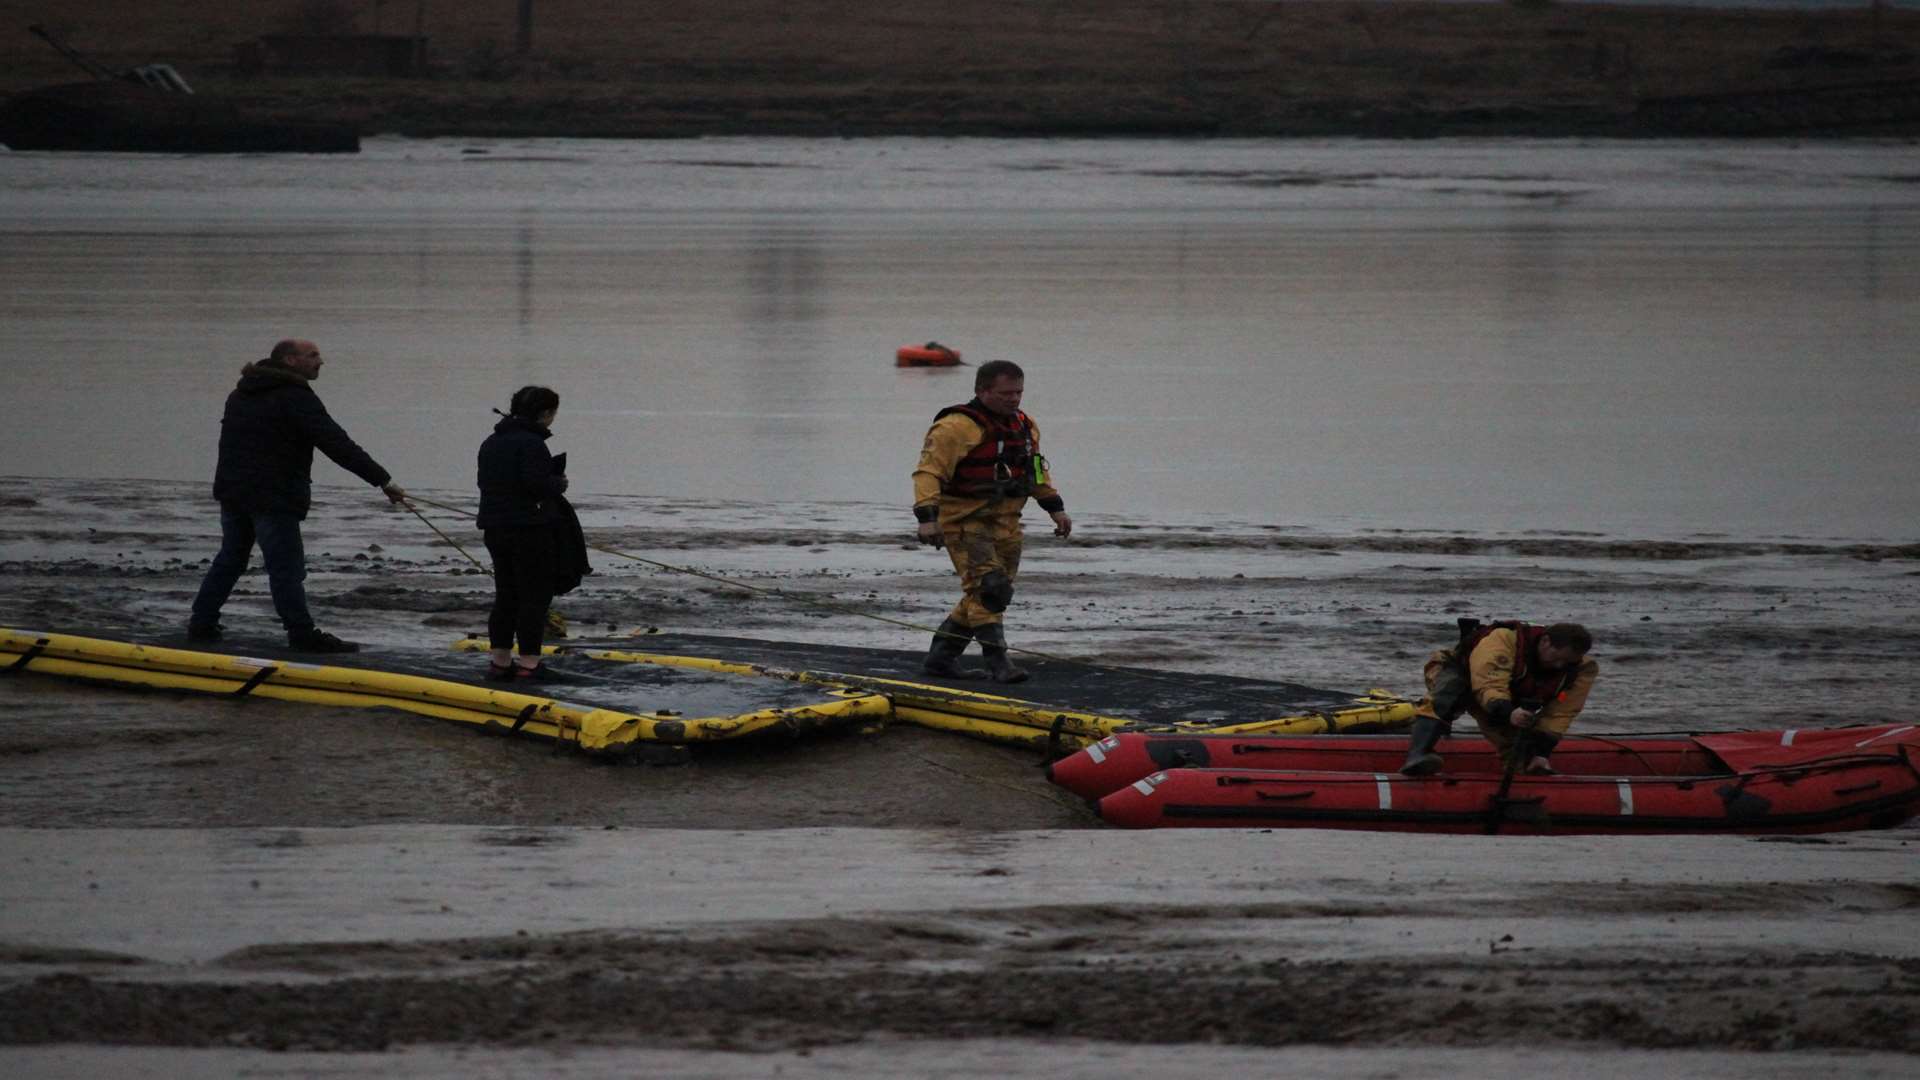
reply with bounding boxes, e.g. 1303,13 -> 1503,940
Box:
508,385 -> 560,420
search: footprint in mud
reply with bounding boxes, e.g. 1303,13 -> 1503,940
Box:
474,829 -> 571,849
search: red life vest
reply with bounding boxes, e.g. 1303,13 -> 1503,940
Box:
1458,620 -> 1581,709
934,401 -> 1038,498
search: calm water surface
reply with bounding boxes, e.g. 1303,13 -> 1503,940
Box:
2,137 -> 1916,540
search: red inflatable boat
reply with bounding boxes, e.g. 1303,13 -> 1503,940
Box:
1048,729 -> 1731,801
1052,723 -> 1920,835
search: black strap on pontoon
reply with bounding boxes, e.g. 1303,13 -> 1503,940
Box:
229,665 -> 280,697
511,704 -> 539,732
1043,714 -> 1070,763
3,640 -> 49,673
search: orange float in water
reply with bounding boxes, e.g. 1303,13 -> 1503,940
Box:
896,342 -> 962,367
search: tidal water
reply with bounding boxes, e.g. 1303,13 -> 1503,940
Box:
2,136 -> 1916,542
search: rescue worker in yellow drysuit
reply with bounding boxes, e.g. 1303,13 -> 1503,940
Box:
1400,620 -> 1598,776
912,359 -> 1071,683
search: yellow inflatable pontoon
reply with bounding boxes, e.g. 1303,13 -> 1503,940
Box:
2,628 -> 890,757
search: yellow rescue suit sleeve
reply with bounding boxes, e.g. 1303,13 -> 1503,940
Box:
911,413 -> 981,512
1466,627 -> 1522,716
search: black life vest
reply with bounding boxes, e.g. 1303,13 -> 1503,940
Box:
934,401 -> 1037,499
1456,619 -> 1581,710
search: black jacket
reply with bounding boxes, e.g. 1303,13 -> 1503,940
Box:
476,416 -> 567,529
211,361 -> 391,519
551,479 -> 591,596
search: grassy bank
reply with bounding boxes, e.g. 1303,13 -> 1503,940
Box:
7,1 -> 1920,137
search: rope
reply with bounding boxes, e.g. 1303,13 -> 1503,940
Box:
403,501 -> 490,574
396,493 -> 1369,720
407,494 -> 933,634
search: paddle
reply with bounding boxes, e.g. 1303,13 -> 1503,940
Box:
1484,712 -> 1532,835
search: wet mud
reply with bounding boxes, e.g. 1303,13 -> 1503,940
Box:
2,833 -> 1917,1059
5,912 -> 1918,1054
1,476 -> 1917,1066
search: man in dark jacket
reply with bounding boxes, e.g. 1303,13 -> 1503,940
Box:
188,339 -> 407,652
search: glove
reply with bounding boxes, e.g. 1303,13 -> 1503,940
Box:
381,482 -> 409,504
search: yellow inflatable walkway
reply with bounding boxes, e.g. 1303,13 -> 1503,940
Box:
454,635 -> 1414,752
2,628 -> 890,756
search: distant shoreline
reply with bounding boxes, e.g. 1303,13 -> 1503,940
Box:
5,2 -> 1920,142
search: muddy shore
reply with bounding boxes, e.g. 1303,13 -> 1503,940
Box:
2,826 -> 1917,1064
1,474 -> 1917,1070
7,2 -> 1920,139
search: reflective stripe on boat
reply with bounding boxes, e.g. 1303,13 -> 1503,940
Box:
1375,774 -> 1392,810
1618,780 -> 1635,816
1087,741 -> 1107,764
1856,725 -> 1915,748
1131,778 -> 1155,796
1781,730 -> 1798,746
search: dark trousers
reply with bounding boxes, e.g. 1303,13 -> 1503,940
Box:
484,526 -> 556,655
191,506 -> 312,633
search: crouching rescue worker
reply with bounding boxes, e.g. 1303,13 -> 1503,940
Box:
912,359 -> 1071,683
1400,620 -> 1597,777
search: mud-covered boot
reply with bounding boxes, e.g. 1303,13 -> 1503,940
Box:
973,622 -> 1028,684
1398,716 -> 1446,776
920,619 -> 974,677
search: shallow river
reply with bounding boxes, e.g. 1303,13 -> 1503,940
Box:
3,136 -> 1917,540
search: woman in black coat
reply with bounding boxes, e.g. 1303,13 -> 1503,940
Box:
477,386 -> 567,680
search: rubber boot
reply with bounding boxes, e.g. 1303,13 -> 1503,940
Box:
1399,716 -> 1446,776
973,622 -> 1028,684
920,619 -> 974,677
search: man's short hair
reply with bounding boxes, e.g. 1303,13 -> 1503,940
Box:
1545,623 -> 1593,655
268,340 -> 303,363
974,359 -> 1025,392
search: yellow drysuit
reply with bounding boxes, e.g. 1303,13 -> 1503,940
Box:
911,410 -> 1062,627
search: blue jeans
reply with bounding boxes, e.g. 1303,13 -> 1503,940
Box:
190,506 -> 313,633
